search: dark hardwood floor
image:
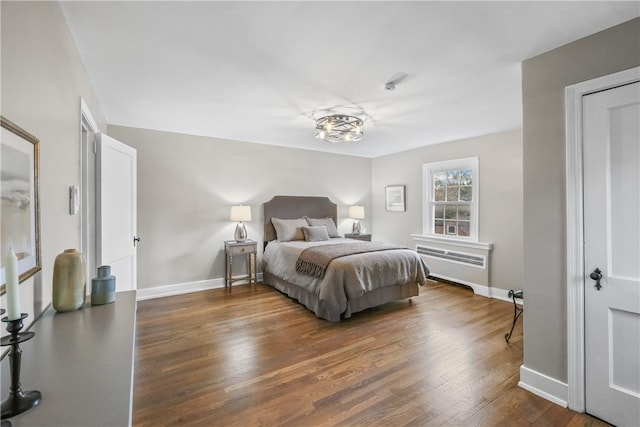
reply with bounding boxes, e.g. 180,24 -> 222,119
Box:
133,280 -> 608,426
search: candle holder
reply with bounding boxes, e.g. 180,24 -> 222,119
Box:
1,313 -> 41,419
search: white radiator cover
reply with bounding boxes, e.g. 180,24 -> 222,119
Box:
415,245 -> 486,269
412,234 -> 495,297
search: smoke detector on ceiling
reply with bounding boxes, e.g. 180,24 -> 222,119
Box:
383,73 -> 409,91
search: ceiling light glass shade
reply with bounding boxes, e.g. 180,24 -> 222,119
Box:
315,114 -> 364,143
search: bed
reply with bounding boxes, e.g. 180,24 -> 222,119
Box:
262,195 -> 430,321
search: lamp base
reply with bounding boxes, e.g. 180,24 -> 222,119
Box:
234,222 -> 247,242
2,390 -> 41,419
352,220 -> 361,235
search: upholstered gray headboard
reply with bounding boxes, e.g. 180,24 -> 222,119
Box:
263,196 -> 338,244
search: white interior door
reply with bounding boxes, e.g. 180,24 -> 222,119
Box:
97,134 -> 137,292
584,81 -> 640,426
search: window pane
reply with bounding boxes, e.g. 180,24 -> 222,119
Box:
434,187 -> 445,201
458,221 -> 470,236
434,220 -> 444,234
460,186 -> 472,202
447,170 -> 460,185
460,169 -> 472,186
434,205 -> 444,219
458,205 -> 470,220
434,171 -> 447,189
445,206 -> 457,219
445,221 -> 458,235
446,186 -> 459,201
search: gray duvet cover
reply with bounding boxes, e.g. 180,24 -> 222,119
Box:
262,238 -> 430,321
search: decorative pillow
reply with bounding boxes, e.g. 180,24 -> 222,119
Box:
301,226 -> 330,242
271,217 -> 307,241
305,217 -> 340,238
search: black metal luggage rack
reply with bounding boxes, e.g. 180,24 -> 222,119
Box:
505,289 -> 523,342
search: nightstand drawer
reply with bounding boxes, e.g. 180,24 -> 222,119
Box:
345,233 -> 372,241
226,242 -> 256,255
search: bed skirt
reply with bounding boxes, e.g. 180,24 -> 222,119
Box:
263,271 -> 419,321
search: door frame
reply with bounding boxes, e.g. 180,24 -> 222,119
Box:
79,98 -> 99,287
565,66 -> 640,412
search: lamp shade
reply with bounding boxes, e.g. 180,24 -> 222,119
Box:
348,206 -> 365,219
230,205 -> 252,222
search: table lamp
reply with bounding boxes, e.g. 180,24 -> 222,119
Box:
230,205 -> 252,242
348,206 -> 365,235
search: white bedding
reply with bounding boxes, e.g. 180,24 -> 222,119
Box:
263,238 -> 430,320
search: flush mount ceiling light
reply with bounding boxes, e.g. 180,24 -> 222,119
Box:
315,114 -> 364,143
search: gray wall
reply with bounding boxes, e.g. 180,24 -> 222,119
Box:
0,1 -> 107,323
372,129 -> 523,293
107,125 -> 372,290
522,18 -> 639,382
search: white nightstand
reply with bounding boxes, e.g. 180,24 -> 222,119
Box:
224,240 -> 257,289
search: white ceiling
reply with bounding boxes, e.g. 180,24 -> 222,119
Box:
59,1 -> 639,158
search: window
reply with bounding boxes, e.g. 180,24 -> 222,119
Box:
423,157 -> 478,241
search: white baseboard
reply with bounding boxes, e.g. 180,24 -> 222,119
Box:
519,364 -> 568,408
136,273 -> 264,301
136,278 -> 224,300
488,286 -> 515,302
429,273 -> 514,302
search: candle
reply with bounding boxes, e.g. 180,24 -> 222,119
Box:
5,247 -> 21,320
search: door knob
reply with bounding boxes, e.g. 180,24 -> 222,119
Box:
133,236 -> 141,247
590,267 -> 603,290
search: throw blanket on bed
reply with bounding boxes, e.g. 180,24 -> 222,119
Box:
295,242 -> 405,278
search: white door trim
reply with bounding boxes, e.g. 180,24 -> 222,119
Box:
79,97 -> 99,286
80,97 -> 98,134
565,66 -> 640,412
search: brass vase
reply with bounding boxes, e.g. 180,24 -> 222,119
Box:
52,249 -> 86,312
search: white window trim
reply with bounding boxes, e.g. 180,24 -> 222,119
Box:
422,157 -> 479,242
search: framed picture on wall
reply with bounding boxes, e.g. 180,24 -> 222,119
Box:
385,185 -> 406,211
1,116 -> 41,294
